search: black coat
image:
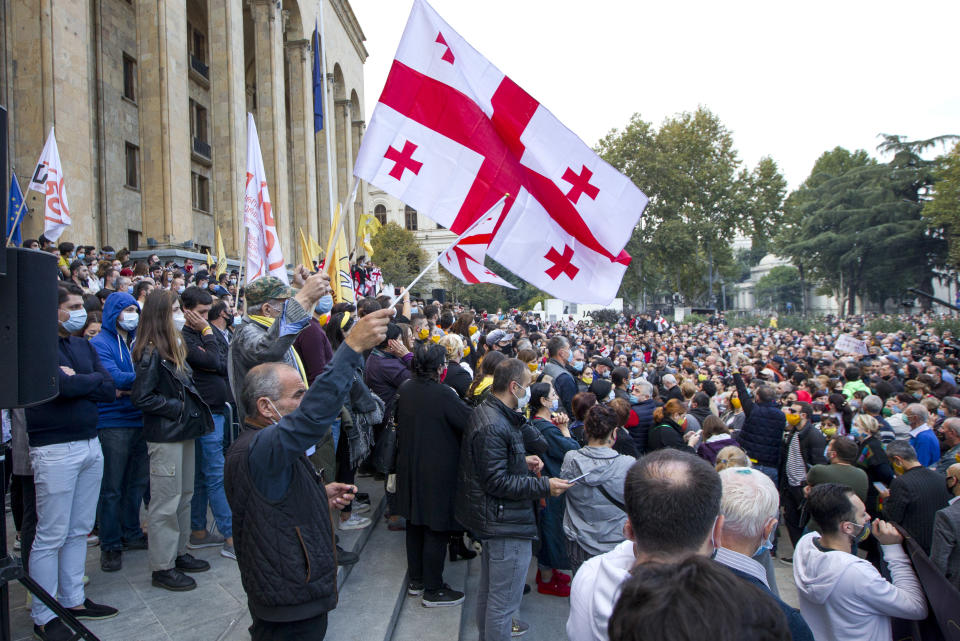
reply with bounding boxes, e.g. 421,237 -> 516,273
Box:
395,378 -> 472,532
455,396 -> 551,540
132,348 -> 214,443
647,417 -> 695,454
443,361 -> 472,400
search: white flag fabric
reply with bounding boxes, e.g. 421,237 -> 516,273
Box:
353,0 -> 647,303
439,199 -> 515,288
28,128 -> 71,242
243,113 -> 287,284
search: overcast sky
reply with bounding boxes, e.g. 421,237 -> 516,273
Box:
350,0 -> 960,190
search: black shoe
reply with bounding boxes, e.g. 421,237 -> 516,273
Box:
780,556 -> 793,564
355,492 -> 370,503
152,568 -> 197,591
336,545 -> 359,566
33,617 -> 73,641
449,536 -> 477,562
175,553 -> 210,573
422,584 -> 465,607
122,536 -> 148,551
100,550 -> 122,572
408,580 -> 425,596
68,598 -> 119,620
523,583 -> 531,595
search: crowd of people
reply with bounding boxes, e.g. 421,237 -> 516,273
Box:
3,237 -> 960,641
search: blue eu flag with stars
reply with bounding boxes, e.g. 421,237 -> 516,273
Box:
6,172 -> 24,247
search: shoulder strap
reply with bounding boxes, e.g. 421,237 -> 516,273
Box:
597,484 -> 625,512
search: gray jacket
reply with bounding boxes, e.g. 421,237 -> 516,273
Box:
10,409 -> 31,476
228,298 -> 310,422
931,499 -> 960,591
561,446 -> 635,556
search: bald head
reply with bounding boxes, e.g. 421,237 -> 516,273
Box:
241,362 -> 305,425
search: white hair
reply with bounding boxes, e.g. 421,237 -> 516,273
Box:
634,381 -> 653,399
719,467 -> 779,540
662,374 -> 677,386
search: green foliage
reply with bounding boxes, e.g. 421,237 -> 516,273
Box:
725,314 -> 828,333
587,309 -> 620,324
931,318 -> 960,337
865,318 -> 914,334
924,142 -> 960,268
775,140 -> 949,314
598,108 -> 786,305
741,157 -> 788,257
682,313 -> 710,325
370,223 -> 428,287
754,266 -> 802,311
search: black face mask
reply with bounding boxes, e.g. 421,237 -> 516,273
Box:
500,345 -> 515,358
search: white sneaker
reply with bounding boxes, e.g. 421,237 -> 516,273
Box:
352,502 -> 371,515
87,534 -> 100,547
339,513 -> 372,531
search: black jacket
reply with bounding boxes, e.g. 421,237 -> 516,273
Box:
779,422 -> 827,486
182,326 -> 233,412
131,349 -> 214,443
647,417 -> 695,454
628,398 -> 657,454
455,396 -> 551,540
735,373 -> 784,467
396,378 -> 472,531
442,361 -> 472,400
884,465 -> 951,554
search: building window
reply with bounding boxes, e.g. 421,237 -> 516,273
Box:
124,143 -> 139,189
404,206 -> 417,231
127,230 -> 140,251
374,204 -> 387,226
187,23 -> 209,78
192,173 -> 209,212
189,100 -> 208,143
122,54 -> 136,101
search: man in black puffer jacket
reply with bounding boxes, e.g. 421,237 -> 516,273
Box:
733,371 -> 785,486
456,359 -> 571,641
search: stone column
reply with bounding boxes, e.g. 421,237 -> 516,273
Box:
207,0 -> 246,256
284,39 -> 319,246
336,97 -> 354,242
136,0 -> 192,246
10,0 -> 97,243
249,0 -> 292,268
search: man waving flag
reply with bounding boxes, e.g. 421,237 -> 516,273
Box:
354,0 -> 648,303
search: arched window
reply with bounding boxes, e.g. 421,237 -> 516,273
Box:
374,204 -> 387,226
405,206 -> 418,231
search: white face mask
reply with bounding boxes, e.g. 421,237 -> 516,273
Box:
266,398 -> 285,423
513,384 -> 531,410
119,311 -> 139,332
173,312 -> 186,331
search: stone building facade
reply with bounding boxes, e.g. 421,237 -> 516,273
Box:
1,0 -> 368,263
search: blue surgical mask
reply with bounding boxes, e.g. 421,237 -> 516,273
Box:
233,315 -> 242,327
550,398 -> 559,412
315,294 -> 333,315
410,306 -> 419,315
573,361 -> 584,372
61,308 -> 87,333
514,385 -> 531,410
628,394 -> 639,404
118,312 -> 139,332
754,527 -> 775,557
127,286 -> 134,294
177,286 -> 185,295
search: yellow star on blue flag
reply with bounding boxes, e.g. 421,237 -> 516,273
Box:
6,172 -> 25,247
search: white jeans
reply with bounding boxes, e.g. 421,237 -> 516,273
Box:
29,438 -> 103,625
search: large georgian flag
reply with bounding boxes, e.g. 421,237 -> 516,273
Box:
354,0 -> 648,304
28,128 -> 72,242
243,113 -> 287,284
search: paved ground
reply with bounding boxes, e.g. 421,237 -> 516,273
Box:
3,481 -> 799,641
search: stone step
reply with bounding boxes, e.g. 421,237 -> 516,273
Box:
390,548 -> 471,641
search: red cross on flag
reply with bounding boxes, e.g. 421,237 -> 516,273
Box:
243,113 -> 288,284
354,0 -> 648,304
439,199 -> 516,289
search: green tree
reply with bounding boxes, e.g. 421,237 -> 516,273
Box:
923,141 -> 960,268
370,223 -> 428,287
741,156 -> 788,257
776,139 -> 950,314
754,266 -> 802,311
597,107 -> 779,307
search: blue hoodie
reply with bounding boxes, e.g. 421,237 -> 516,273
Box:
90,292 -> 142,429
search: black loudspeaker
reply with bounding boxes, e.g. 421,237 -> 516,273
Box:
432,288 -> 446,304
0,248 -> 59,407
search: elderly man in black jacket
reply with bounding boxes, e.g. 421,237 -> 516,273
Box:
224,306 -> 392,641
456,359 -> 571,641
181,286 -> 235,557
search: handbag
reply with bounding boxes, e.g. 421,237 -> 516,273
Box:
372,418 -> 398,474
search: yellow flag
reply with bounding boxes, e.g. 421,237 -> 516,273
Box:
325,205 -> 354,304
356,214 -> 382,258
205,249 -> 214,269
215,228 -> 227,279
299,227 -> 314,269
308,232 -> 324,264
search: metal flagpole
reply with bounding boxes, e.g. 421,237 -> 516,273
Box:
389,194 -> 509,308
5,199 -> 26,247
318,0 -> 337,232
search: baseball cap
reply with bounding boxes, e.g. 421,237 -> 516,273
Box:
486,329 -> 514,346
